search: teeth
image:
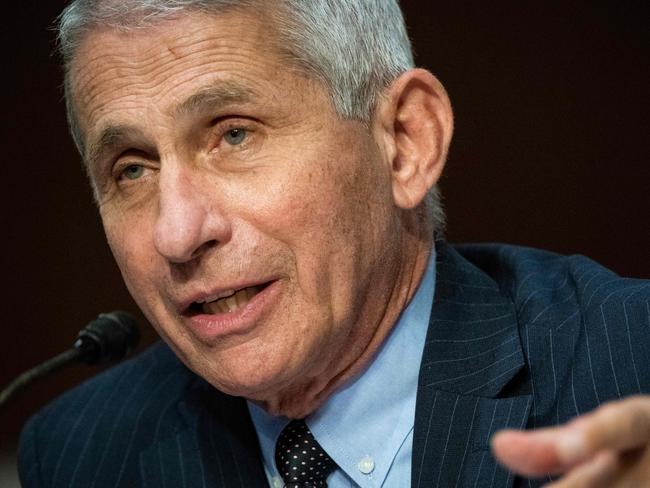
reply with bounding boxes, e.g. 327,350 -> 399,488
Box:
199,286 -> 262,314
246,286 -> 260,301
235,289 -> 246,308
202,301 -> 221,314
225,295 -> 238,312
216,300 -> 229,313
197,290 -> 235,304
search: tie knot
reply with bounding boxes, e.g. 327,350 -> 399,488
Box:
274,419 -> 336,487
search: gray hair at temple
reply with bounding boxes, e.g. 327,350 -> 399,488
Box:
57,0 -> 445,229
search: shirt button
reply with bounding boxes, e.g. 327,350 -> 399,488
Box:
357,455 -> 375,475
271,476 -> 284,488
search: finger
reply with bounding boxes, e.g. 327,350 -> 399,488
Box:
491,429 -> 565,476
615,442 -> 650,487
542,451 -> 620,488
491,396 -> 650,476
556,396 -> 650,465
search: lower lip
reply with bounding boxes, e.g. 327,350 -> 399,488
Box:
182,281 -> 281,343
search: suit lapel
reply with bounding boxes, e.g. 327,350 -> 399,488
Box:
139,378 -> 267,488
412,243 -> 532,488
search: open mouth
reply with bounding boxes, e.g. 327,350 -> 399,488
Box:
185,281 -> 273,316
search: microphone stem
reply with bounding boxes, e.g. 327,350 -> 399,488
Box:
0,348 -> 81,411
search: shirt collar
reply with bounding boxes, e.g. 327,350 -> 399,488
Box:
249,246 -> 436,486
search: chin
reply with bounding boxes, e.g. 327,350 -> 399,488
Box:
196,351 -> 298,400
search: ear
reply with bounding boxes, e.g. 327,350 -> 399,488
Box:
374,69 -> 454,209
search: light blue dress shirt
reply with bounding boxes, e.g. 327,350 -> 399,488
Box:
248,248 -> 436,488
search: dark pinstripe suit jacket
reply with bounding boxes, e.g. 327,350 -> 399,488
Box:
19,242 -> 650,487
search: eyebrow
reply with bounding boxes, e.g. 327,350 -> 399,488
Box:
172,83 -> 257,118
85,82 -> 258,169
85,124 -> 148,171
85,124 -> 153,170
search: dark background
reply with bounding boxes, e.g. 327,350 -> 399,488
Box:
1,0 -> 648,454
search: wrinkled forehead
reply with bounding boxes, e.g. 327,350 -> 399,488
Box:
67,8 -> 295,152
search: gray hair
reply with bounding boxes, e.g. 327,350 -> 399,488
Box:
57,0 -> 445,230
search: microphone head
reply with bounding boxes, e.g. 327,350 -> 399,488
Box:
75,311 -> 140,364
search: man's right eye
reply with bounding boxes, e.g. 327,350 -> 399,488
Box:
120,164 -> 145,181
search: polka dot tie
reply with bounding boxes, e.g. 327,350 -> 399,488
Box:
274,419 -> 336,487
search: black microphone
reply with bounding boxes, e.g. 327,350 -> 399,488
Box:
0,311 -> 139,410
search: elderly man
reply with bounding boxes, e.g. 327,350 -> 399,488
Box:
19,1 -> 650,487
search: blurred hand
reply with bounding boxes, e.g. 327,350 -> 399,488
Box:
491,395 -> 650,487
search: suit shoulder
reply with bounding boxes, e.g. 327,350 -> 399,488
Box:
33,341 -> 192,419
453,242 -> 650,328
18,341 -> 199,487
453,242 -> 650,414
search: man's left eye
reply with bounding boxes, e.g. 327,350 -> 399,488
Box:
223,128 -> 247,145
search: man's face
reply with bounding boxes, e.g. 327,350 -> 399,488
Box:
71,11 -> 405,410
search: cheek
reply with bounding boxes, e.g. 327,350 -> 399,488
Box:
254,154 -> 374,231
101,208 -> 159,304
262,159 -> 389,311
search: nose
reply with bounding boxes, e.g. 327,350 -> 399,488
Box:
153,164 -> 230,263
